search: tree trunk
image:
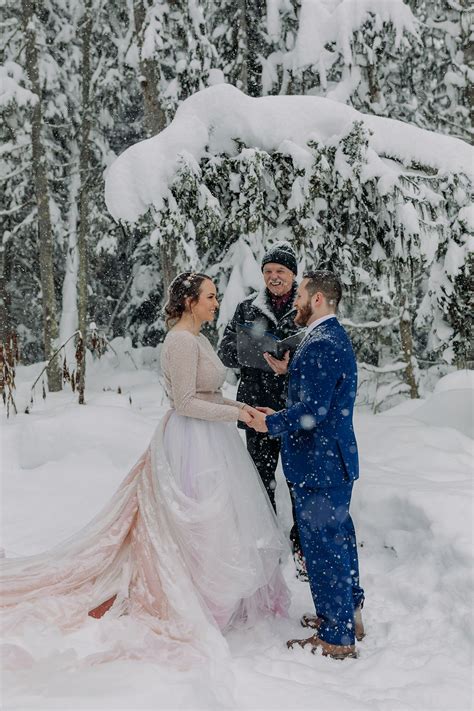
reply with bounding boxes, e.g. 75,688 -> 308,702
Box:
59,143 -> 80,364
244,0 -> 263,97
0,236 -> 11,346
77,0 -> 93,404
133,0 -> 177,297
367,63 -> 380,104
238,0 -> 248,92
21,0 -> 61,391
160,241 -> 178,298
399,297 -> 419,399
133,0 -> 167,136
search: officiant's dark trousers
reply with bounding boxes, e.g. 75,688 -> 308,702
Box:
245,430 -> 302,554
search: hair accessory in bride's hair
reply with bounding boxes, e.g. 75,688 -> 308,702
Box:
170,272 -> 193,293
181,272 -> 199,293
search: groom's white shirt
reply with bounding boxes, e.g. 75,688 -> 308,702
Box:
305,313 -> 337,335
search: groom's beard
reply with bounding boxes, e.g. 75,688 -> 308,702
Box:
294,301 -> 312,327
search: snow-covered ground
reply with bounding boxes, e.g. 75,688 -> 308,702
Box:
1,343 -> 473,710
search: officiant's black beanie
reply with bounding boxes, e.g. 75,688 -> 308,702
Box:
261,242 -> 297,275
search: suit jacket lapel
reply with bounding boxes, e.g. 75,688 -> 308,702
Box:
293,318 -> 338,359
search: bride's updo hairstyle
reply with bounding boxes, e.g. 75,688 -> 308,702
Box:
164,271 -> 211,328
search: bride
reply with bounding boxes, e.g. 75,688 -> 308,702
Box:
1,271 -> 289,667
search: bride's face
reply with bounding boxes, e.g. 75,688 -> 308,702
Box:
191,279 -> 219,324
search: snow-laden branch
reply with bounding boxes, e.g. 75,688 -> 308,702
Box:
341,316 -> 399,329
286,0 -> 419,72
105,85 -> 473,224
359,361 -> 407,373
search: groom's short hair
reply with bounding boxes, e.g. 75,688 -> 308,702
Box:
303,270 -> 342,311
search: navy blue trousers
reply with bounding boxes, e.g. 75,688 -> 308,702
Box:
292,482 -> 364,646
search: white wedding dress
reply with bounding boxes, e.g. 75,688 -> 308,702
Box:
1,330 -> 289,671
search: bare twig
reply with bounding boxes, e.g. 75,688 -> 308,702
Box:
107,271 -> 134,334
31,330 -> 81,392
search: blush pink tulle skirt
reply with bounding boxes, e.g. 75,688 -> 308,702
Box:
1,411 -> 290,669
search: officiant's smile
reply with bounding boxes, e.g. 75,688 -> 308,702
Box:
262,263 -> 295,297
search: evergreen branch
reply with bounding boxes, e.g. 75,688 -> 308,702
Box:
48,171 -> 81,183
107,271 -> 134,334
0,164 -> 30,181
43,121 -> 76,129
90,53 -> 106,90
342,316 -> 398,329
359,361 -> 407,373
2,24 -> 22,49
0,141 -> 31,157
445,0 -> 464,11
0,18 -> 20,28
0,202 -> 30,216
7,211 -> 38,239
435,115 -> 473,137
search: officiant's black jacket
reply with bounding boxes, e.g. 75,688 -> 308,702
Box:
218,285 -> 299,429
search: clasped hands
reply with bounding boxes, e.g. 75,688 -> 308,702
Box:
238,404 -> 276,432
237,350 -> 288,431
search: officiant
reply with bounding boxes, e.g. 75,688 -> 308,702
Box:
218,242 -> 304,570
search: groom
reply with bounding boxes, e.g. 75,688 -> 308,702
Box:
248,270 -> 365,659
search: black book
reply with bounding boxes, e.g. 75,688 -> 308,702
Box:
236,324 -> 305,371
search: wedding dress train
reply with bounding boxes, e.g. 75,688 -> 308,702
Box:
1,331 -> 289,669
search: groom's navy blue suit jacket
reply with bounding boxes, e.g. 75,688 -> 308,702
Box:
266,317 -> 359,488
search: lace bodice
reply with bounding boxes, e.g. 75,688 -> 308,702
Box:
161,330 -> 242,421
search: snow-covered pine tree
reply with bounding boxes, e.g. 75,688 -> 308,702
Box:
63,0 -> 138,401
122,150 -> 224,343
2,0 -> 71,390
401,0 -> 472,140
63,0 -> 147,397
262,0 -> 472,140
2,0 -> 85,372
81,3 -> 142,344
263,0 -> 420,110
109,90 -> 471,405
130,0 -> 216,122
124,0 -> 219,321
261,0 -> 299,95
210,0 -> 269,96
2,0 -> 142,375
0,60 -> 39,353
209,0 -> 248,91
415,170 -> 473,367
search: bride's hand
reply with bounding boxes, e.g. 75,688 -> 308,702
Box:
238,405 -> 254,424
238,404 -> 260,424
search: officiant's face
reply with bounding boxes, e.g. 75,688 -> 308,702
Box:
262,263 -> 295,297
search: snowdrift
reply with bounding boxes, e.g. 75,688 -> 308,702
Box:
1,354 -> 473,709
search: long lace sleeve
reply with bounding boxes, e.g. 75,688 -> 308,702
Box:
222,397 -> 244,408
164,332 -> 240,422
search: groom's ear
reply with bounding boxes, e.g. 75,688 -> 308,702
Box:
313,291 -> 324,307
